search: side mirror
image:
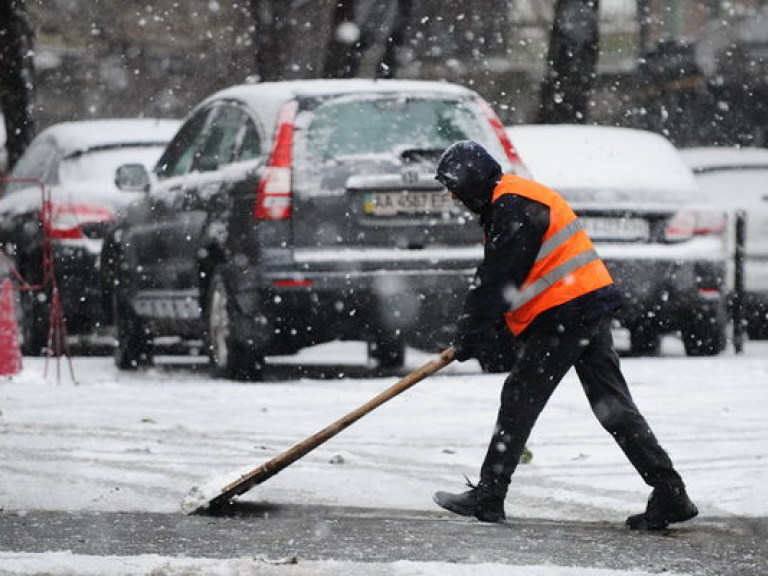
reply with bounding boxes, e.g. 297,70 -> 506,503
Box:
115,163 -> 151,192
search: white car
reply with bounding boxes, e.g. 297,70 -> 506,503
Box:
507,124 -> 729,356
681,147 -> 768,339
0,118 -> 180,354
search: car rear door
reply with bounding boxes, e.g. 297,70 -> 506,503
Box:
125,102 -> 265,327
124,106 -> 216,322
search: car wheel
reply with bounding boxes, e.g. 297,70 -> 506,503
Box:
20,289 -> 50,356
113,291 -> 153,370
368,334 -> 406,370
681,311 -> 727,357
745,298 -> 768,339
207,269 -> 264,381
629,326 -> 661,356
746,322 -> 768,340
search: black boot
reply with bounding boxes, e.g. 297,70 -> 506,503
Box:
626,485 -> 698,530
433,481 -> 506,523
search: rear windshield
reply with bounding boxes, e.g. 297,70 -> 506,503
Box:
299,95 -> 505,162
696,169 -> 768,201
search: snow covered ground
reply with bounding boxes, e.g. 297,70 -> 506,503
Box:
1,336 -> 767,575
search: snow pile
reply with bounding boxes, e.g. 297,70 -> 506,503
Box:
181,465 -> 261,515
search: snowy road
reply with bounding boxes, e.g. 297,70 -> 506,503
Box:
2,506 -> 766,575
1,337 -> 767,574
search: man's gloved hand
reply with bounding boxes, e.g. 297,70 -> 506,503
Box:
453,332 -> 485,362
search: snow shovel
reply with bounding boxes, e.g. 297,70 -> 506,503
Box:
182,347 -> 456,515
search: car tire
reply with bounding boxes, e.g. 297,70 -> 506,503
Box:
746,322 -> 768,340
20,289 -> 50,356
368,334 -> 406,370
206,269 -> 264,381
113,291 -> 153,370
629,326 -> 661,356
745,297 -> 768,340
681,310 -> 727,357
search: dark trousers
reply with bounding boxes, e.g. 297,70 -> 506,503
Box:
479,315 -> 684,497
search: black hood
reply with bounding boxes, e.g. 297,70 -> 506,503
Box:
435,140 -> 502,214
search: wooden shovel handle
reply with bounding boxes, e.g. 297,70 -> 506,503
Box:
222,347 -> 456,495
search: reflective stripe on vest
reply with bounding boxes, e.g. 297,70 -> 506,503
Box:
493,174 -> 614,335
535,219 -> 584,263
509,248 -> 600,312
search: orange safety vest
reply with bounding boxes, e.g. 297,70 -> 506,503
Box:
493,174 -> 614,335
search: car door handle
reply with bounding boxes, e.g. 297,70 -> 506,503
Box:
174,190 -> 198,210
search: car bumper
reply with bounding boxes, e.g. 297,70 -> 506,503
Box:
53,241 -> 105,331
232,241 -> 731,349
234,262 -> 477,352
604,257 -> 727,329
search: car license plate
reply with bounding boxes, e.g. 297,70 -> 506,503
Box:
581,217 -> 649,241
363,191 -> 461,216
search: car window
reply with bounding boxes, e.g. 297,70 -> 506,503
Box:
695,169 -> 768,203
4,137 -> 58,194
156,108 -> 212,179
302,97 -> 496,162
192,105 -> 247,172
236,116 -> 261,162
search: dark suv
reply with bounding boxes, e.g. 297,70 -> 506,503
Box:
102,79 -> 520,378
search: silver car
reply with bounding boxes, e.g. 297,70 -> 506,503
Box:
507,124 -> 729,356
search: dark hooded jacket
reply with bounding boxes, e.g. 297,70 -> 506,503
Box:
436,141 -> 622,343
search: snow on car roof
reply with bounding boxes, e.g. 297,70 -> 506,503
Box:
210,78 -> 472,103
507,124 -> 699,193
680,146 -> 768,172
202,79 -> 475,140
38,118 -> 181,154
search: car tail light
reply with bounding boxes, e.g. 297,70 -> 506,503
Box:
272,278 -> 313,288
476,98 -> 520,162
254,101 -> 298,220
664,208 -> 727,242
698,287 -> 721,299
42,201 -> 114,240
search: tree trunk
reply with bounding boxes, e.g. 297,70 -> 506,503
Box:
0,0 -> 36,171
637,0 -> 651,54
378,0 -> 413,78
248,0 -> 295,82
537,0 -> 600,124
323,0 -> 360,78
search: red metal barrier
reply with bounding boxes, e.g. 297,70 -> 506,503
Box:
0,177 -> 75,381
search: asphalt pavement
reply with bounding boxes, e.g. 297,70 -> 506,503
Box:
1,504 -> 766,575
